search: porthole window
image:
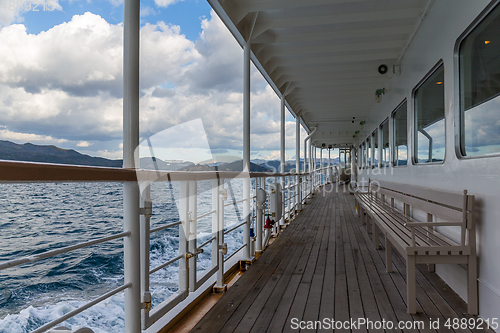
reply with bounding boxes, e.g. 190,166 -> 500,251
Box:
459,3 -> 500,157
414,63 -> 445,164
392,101 -> 408,166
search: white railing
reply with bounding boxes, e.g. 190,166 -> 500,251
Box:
0,160 -> 316,333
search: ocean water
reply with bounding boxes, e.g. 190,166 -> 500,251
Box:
0,180 -> 246,333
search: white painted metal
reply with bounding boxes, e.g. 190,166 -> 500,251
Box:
295,115 -> 302,211
216,180 -> 225,288
255,188 -> 266,256
242,38 -> 251,260
280,94 -> 286,227
140,184 -> 151,329
178,182 -> 189,294
188,181 -> 197,292
122,0 -> 141,330
212,179 -> 220,273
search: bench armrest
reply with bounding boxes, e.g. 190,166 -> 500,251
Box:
404,221 -> 463,228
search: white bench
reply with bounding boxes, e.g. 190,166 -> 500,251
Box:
354,179 -> 477,315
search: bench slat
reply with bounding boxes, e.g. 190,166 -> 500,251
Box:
376,187 -> 463,222
357,194 -> 457,248
374,180 -> 464,209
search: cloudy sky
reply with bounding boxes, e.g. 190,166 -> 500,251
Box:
0,0 -> 308,163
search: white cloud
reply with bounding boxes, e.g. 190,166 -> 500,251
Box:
140,6 -> 157,17
0,10 -> 300,161
0,129 -> 68,144
154,0 -> 186,8
77,141 -> 93,147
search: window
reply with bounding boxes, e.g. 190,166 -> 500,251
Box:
358,146 -> 362,169
381,119 -> 389,167
363,142 -> 366,168
372,130 -> 379,168
459,3 -> 500,157
392,101 -> 408,166
367,137 -> 372,168
414,63 -> 445,163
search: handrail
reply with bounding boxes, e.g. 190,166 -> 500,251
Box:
224,221 -> 246,235
223,198 -> 247,207
197,209 -> 216,220
0,160 -> 305,183
197,236 -> 216,250
224,244 -> 247,262
150,254 -> 184,275
31,283 -> 132,333
0,231 -> 131,271
150,221 -> 182,234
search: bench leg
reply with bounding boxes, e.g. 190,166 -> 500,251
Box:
373,222 -> 379,249
468,255 -> 478,315
385,237 -> 393,272
406,255 -> 417,314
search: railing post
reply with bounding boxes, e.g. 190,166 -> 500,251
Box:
320,148 -> 323,186
140,183 -> 151,330
178,181 -> 189,294
188,181 -> 197,292
215,180 -> 226,290
242,37 -> 252,261
212,178 -> 219,272
123,0 -> 141,330
255,184 -> 265,258
123,182 -> 141,333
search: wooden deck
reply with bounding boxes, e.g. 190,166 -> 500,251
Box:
191,184 -> 491,333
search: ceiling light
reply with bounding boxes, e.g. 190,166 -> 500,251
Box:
485,41 -> 491,44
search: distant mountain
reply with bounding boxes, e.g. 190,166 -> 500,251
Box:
139,157 -> 194,171
0,140 -> 123,167
258,160 -> 297,172
180,160 -> 271,172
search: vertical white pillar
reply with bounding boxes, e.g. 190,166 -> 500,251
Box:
280,95 -> 286,174
296,115 -> 301,210
243,39 -> 251,259
328,148 -> 331,183
140,183 -> 151,329
280,94 -> 285,227
123,0 -> 140,330
179,182 -> 189,293
212,179 -> 219,270
216,180 -> 225,288
188,181 -> 197,292
320,148 -> 323,185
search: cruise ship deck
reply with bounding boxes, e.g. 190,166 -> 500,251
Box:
192,184 -> 490,333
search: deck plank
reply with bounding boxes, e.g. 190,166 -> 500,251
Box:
190,184 -> 486,333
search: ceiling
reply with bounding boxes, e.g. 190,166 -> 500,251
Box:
208,0 -> 431,147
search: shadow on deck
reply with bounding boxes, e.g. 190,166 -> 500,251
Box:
191,184 -> 490,333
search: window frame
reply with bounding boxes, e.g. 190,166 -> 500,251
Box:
454,0 -> 500,160
367,136 -> 372,168
380,118 -> 390,168
391,99 -> 408,167
372,129 -> 379,168
412,60 -> 446,165
358,145 -> 362,169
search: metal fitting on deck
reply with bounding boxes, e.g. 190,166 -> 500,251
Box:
142,291 -> 152,311
139,201 -> 153,217
219,243 -> 228,255
186,248 -> 204,259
